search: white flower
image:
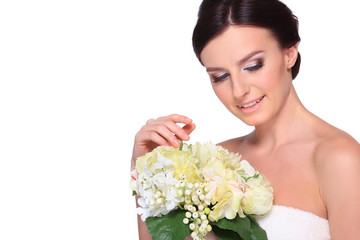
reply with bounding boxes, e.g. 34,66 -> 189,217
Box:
241,175 -> 273,215
202,158 -> 246,221
135,161 -> 181,221
190,142 -> 217,168
239,160 -> 256,177
153,155 -> 174,170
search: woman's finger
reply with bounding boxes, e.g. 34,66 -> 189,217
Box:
144,124 -> 181,147
146,131 -> 170,147
162,120 -> 192,141
159,114 -> 192,125
182,123 -> 196,136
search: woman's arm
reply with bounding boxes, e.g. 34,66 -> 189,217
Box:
131,114 -> 196,240
135,196 -> 152,240
315,135 -> 360,239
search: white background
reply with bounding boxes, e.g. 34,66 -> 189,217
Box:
0,0 -> 359,239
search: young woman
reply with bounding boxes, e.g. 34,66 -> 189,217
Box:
131,0 -> 360,239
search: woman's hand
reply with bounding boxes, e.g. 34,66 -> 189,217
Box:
131,114 -> 196,169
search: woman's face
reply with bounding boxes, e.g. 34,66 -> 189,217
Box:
200,26 -> 298,126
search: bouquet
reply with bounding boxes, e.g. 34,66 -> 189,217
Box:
130,142 -> 273,240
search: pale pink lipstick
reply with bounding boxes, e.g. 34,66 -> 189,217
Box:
237,95 -> 265,113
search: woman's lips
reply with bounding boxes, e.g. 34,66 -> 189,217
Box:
237,95 -> 265,113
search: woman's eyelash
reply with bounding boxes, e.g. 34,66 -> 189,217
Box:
244,60 -> 264,71
211,60 -> 264,83
212,72 -> 230,83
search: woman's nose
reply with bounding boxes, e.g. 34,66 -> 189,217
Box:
231,74 -> 250,99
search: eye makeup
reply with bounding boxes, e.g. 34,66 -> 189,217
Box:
207,50 -> 265,83
212,72 -> 230,83
244,60 -> 264,72
211,59 -> 264,83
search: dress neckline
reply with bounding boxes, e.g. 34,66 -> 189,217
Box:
272,205 -> 328,221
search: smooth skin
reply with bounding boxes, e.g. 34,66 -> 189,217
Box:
131,26 -> 360,240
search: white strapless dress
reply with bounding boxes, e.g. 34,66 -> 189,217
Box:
254,205 -> 331,240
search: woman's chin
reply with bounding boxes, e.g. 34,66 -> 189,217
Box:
234,113 -> 268,127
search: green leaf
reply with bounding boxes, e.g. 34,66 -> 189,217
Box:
241,176 -> 251,182
132,190 -> 137,196
146,209 -> 191,240
212,225 -> 244,240
211,215 -> 268,240
242,173 -> 260,183
212,215 -> 252,240
179,141 -> 184,151
248,215 -> 268,240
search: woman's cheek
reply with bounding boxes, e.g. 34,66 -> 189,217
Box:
213,85 -> 228,103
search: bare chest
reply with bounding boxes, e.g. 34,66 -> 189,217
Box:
233,143 -> 327,219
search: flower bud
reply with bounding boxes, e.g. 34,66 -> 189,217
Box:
201,222 -> 208,229
187,205 -> 194,212
199,194 -> 205,201
198,204 -> 204,211
183,218 -> 189,224
155,191 -> 162,198
191,231 -> 198,238
204,207 -> 211,215
199,226 -> 205,234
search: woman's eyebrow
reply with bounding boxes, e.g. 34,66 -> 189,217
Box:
206,50 -> 264,72
237,50 -> 264,65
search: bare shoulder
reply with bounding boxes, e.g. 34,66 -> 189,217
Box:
217,135 -> 248,153
313,127 -> 360,238
313,127 -> 360,181
314,128 -> 360,169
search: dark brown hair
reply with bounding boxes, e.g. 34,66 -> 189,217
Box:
192,0 -> 301,79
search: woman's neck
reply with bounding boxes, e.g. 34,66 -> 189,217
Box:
251,85 -> 314,152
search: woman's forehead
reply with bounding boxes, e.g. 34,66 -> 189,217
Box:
200,26 -> 278,66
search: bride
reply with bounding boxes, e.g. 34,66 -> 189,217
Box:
131,0 -> 360,239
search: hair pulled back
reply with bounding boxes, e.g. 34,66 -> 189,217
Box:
192,0 -> 301,79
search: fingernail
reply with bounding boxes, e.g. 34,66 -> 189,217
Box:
173,139 -> 180,146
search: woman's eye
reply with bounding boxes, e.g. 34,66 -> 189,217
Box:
244,60 -> 264,72
212,73 -> 230,83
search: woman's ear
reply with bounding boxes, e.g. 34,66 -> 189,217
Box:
285,44 -> 299,69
